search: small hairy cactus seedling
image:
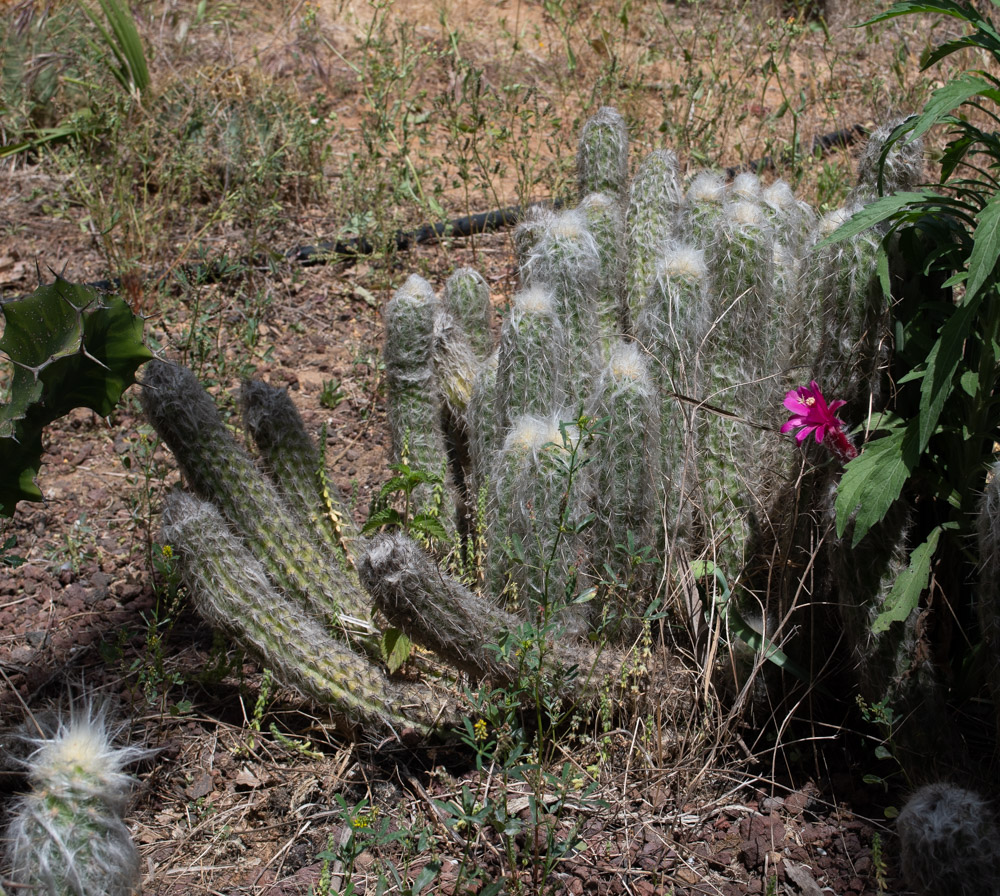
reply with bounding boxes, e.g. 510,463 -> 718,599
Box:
161,490 -> 456,736
239,379 -> 358,571
383,274 -> 454,533
576,105 -> 629,200
443,267 -> 493,360
523,209 -> 603,408
579,192 -> 626,348
684,171 -> 726,251
624,149 -> 684,332
587,341 -> 659,632
897,783 -> 1000,896
496,286 -> 568,436
141,360 -> 372,637
489,413 -> 592,639
5,700 -> 145,896
633,245 -> 708,547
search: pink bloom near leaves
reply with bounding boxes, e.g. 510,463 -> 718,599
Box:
781,381 -> 857,463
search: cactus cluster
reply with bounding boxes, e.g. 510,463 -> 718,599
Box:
3,699 -> 145,896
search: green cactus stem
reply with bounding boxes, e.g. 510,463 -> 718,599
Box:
850,117 -> 925,203
624,149 -> 684,333
444,267 -> 493,360
579,192 -> 626,349
587,341 -> 659,634
161,490 -> 457,737
141,360 -> 373,639
576,106 -> 629,200
684,171 -> 726,251
359,531 -> 623,703
465,350 -> 501,503
496,286 -> 567,436
5,700 -> 145,896
383,274 -> 455,534
523,210 -> 602,409
239,379 -> 358,571
513,203 -> 556,273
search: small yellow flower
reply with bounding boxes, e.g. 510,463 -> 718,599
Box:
161,545 -> 173,559
474,718 -> 488,742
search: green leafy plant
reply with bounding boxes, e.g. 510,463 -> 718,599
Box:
0,277 -> 152,516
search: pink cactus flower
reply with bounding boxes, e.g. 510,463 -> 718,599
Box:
781,381 -> 857,463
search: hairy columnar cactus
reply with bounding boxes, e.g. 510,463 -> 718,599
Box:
513,203 -> 556,273
496,286 -> 568,436
634,245 -> 708,547
384,274 -> 455,533
576,105 -> 629,200
684,171 -> 725,251
161,490 -> 457,736
579,191 -> 626,349
850,117 -> 925,204
5,700 -> 145,896
465,350 -> 500,503
141,360 -> 372,638
587,341 -> 659,633
896,783 -> 1000,896
624,149 -> 684,333
443,266 -> 493,360
239,379 -> 358,571
492,413 -> 592,639
523,209 -> 602,408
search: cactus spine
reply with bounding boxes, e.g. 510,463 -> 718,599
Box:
161,490 -> 455,735
141,360 -> 372,636
5,701 -> 144,896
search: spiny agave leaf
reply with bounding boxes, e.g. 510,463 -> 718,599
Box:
0,277 -> 152,515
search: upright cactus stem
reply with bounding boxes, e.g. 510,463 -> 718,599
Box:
851,117 -> 925,203
576,106 -> 629,200
684,171 -> 725,250
383,274 -> 455,534
496,286 -> 568,435
444,267 -> 493,360
5,700 -> 145,896
624,149 -> 684,334
465,350 -> 501,502
588,341 -> 659,633
579,192 -> 626,349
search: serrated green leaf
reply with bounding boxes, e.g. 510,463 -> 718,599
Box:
871,527 -> 943,634
907,74 -> 998,144
835,425 -> 919,547
380,627 -> 412,674
814,192 -> 932,248
966,193 -> 1000,302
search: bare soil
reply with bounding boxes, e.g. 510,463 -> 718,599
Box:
0,0 -> 950,892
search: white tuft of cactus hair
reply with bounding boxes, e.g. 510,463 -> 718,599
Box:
897,783 -> 1000,896
5,698 -> 147,896
728,171 -> 761,204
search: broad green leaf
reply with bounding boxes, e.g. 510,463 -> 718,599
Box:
814,192 -> 934,248
871,526 -> 943,634
380,627 -> 412,674
966,192 -> 1000,301
918,294 -> 980,451
835,425 -> 918,547
906,75 -> 999,144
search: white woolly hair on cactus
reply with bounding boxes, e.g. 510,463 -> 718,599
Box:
728,171 -> 761,203
852,116 -> 925,201
687,171 -> 726,205
5,697 -> 146,896
724,198 -> 766,229
896,782 -> 1000,896
576,105 -> 629,199
513,203 -> 557,270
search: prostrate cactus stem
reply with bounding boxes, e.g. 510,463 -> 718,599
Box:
896,783 -> 1000,896
383,274 -> 455,533
576,105 -> 629,200
141,360 -> 372,638
443,267 -> 493,361
161,490 -> 457,736
359,532 -> 625,703
523,209 -> 603,408
624,149 -> 684,333
496,286 -> 568,436
5,699 -> 145,896
587,341 -> 659,634
239,379 -> 358,571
